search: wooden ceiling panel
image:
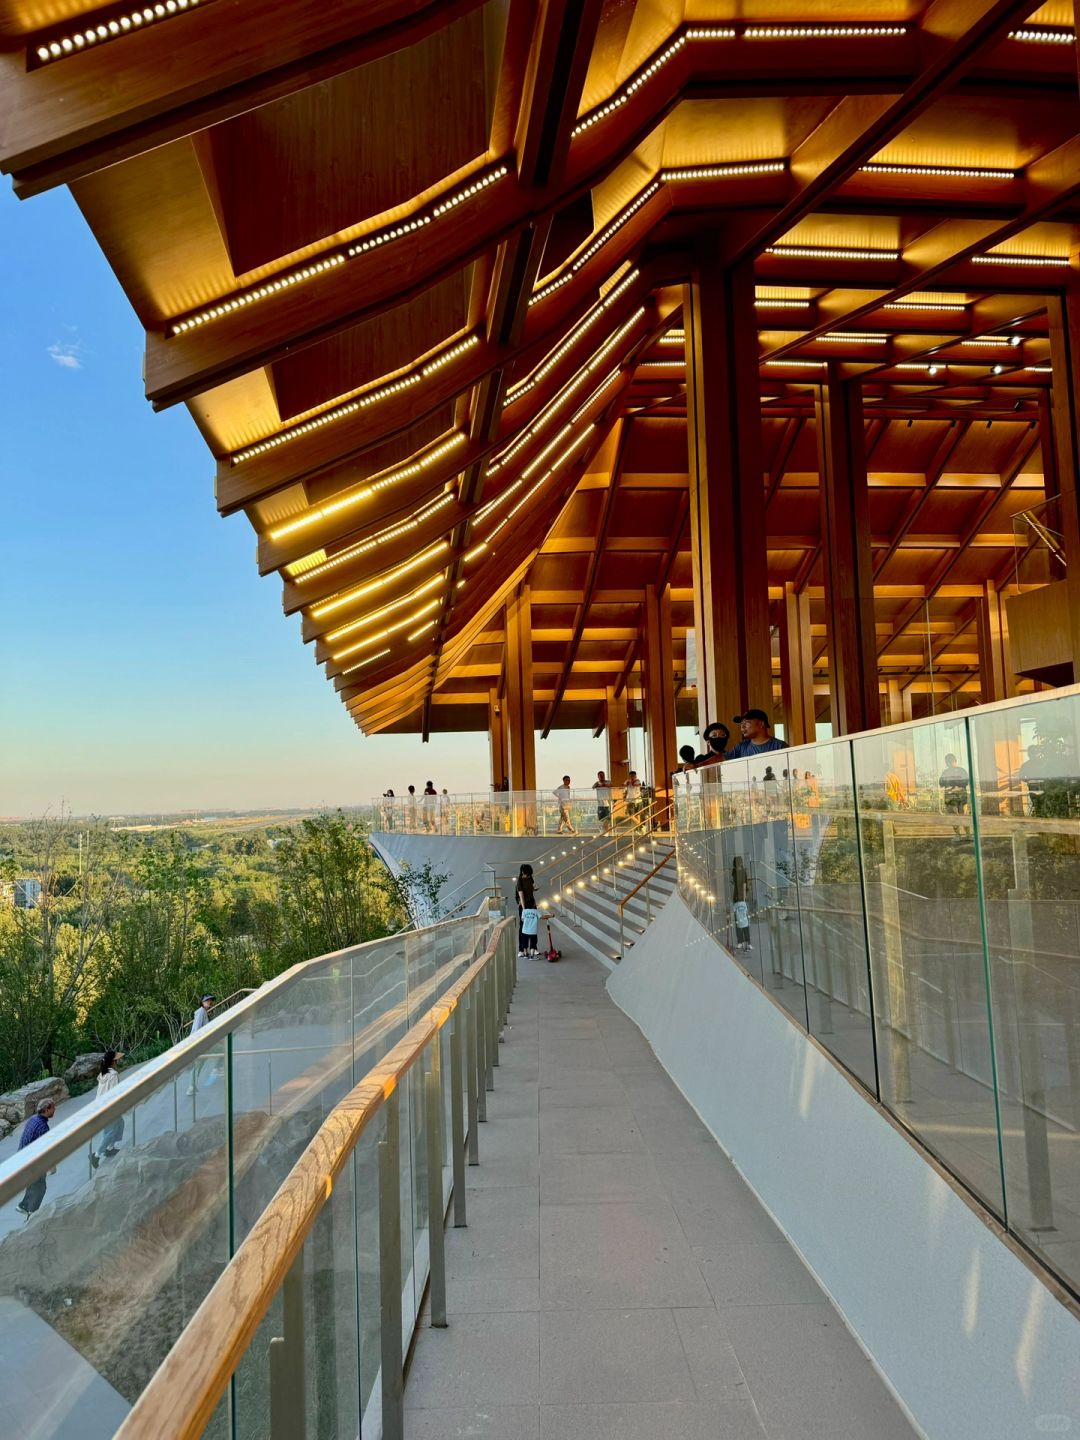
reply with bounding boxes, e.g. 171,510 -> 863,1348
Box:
269,269 -> 473,421
205,10 -> 492,275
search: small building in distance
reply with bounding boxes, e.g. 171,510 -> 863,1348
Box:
13,877 -> 42,909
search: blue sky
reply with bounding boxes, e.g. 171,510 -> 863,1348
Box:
0,185 -> 613,815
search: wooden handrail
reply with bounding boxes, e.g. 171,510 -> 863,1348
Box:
114,916 -> 514,1440
617,848 -> 675,914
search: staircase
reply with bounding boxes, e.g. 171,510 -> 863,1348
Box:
533,820 -> 677,968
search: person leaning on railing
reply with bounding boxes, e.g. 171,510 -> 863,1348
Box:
724,709 -> 786,761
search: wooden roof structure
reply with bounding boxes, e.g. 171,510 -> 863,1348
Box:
4,0 -> 1079,738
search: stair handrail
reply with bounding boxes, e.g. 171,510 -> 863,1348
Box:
617,849 -> 676,958
537,799 -> 664,897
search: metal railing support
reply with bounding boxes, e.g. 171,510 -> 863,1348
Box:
424,1043 -> 448,1328
485,964 -> 496,1088
476,981 -> 489,1120
269,1250 -> 306,1440
450,1006 -> 468,1218
378,1089 -> 404,1440
466,991 -> 481,1158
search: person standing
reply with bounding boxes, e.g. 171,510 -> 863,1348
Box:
593,771 -> 613,829
515,864 -> 539,959
422,781 -> 438,832
405,785 -> 418,831
187,993 -> 216,1095
554,775 -> 575,834
15,1100 -> 56,1217
624,770 -> 644,829
725,709 -> 787,760
90,1050 -> 125,1168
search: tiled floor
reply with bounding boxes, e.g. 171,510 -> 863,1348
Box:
407,932 -> 917,1439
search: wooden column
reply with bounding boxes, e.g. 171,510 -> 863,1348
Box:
685,249 -> 771,733
488,688 -> 508,790
779,582 -> 815,746
504,585 -> 536,794
1045,293 -> 1080,676
815,368 -> 881,734
643,586 -> 678,824
605,686 -> 630,785
885,678 -> 913,726
977,580 -> 1013,704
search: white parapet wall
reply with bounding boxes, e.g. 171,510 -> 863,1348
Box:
607,891 -> 1080,1440
371,832 -> 568,916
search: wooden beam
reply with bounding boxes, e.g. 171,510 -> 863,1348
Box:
815,368 -> 881,733
686,250 -> 771,733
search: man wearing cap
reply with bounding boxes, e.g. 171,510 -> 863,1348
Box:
726,709 -> 787,760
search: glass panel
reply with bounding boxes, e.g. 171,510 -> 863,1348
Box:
789,743 -> 877,1090
0,1050 -> 230,1440
854,716 -> 1005,1217
970,692 -> 1080,1291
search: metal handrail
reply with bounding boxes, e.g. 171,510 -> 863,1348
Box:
538,800 -> 663,897
112,916 -> 517,1440
617,849 -> 676,957
0,909 -> 492,1204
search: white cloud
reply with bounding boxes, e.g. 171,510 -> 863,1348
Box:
47,341 -> 82,370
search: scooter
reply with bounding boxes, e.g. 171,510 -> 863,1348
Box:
545,920 -> 562,963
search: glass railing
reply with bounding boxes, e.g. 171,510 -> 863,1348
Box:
0,910 -> 493,1439
674,685 -> 1080,1300
369,786 -> 661,837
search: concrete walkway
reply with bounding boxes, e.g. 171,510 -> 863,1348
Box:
406,930 -> 917,1439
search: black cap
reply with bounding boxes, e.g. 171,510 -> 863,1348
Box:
733,708 -> 770,724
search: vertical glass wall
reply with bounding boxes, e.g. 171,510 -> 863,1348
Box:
674,688 -> 1080,1299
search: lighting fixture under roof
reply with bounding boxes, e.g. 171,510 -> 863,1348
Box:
766,244 -> 899,261
859,162 -> 1015,181
1009,26 -> 1074,43
972,254 -> 1071,268
33,0 -> 201,64
883,301 -> 968,311
169,166 -> 509,336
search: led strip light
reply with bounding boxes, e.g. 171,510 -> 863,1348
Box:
896,363 -> 944,374
883,301 -> 968,311
325,572 -> 447,647
33,0 -> 201,64
329,578 -> 449,659
531,188 -> 660,306
290,495 -> 456,589
572,27 -> 736,135
307,543 -> 451,615
489,311 -> 644,474
335,599 -> 441,670
268,434 -> 465,543
506,268 -> 639,404
972,253 -> 1071,268
859,162 -> 1015,180
531,164 -> 785,307
744,24 -> 906,37
755,297 -> 813,309
959,336 -> 1022,348
231,338 -> 477,466
571,24 -> 905,136
662,161 -> 785,181
169,166 -> 508,337
766,244 -> 899,261
764,360 -> 827,370
1009,26 -> 1074,43
817,332 -> 889,342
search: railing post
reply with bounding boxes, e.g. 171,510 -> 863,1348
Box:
466,990 -> 481,1158
450,1005 -> 468,1219
425,1042 -> 448,1327
485,962 -> 496,1088
378,1089 -> 404,1440
492,947 -> 502,1059
269,1248 -> 306,1440
475,979 -> 489,1121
